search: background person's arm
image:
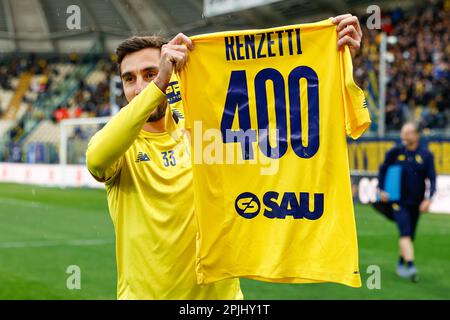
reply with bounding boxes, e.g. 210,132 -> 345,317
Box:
426,152 -> 437,199
420,152 -> 437,212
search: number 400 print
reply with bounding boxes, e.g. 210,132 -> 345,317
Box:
220,66 -> 320,160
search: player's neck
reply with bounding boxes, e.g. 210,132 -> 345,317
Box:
143,118 -> 165,133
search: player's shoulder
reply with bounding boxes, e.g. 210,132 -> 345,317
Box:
387,144 -> 403,156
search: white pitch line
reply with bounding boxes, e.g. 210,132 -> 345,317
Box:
0,238 -> 114,249
0,197 -> 49,208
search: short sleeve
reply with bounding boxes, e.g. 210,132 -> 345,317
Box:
340,46 -> 371,139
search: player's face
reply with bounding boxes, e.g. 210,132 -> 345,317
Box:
120,47 -> 161,103
401,124 -> 419,148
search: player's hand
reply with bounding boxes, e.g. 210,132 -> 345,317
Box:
379,191 -> 389,203
419,199 -> 431,213
154,33 -> 194,92
332,14 -> 362,58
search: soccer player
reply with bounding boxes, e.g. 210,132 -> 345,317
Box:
378,122 -> 436,282
86,14 -> 363,299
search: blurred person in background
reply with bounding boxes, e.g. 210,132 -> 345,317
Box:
377,122 -> 436,282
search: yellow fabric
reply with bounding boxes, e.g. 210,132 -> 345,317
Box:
86,76 -> 242,299
179,19 -> 371,288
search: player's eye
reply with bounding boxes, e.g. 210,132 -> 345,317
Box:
144,72 -> 157,81
122,75 -> 135,83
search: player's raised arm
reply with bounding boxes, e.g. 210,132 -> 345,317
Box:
86,79 -> 165,182
86,34 -> 193,182
154,33 -> 194,91
332,14 -> 362,58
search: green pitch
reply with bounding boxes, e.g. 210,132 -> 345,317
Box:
0,183 -> 449,300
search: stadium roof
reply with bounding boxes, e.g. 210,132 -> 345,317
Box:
0,0 -> 398,53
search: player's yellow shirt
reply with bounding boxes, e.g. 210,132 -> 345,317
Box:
179,19 -> 371,288
86,75 -> 242,299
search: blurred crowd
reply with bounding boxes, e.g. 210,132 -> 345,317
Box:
2,54 -> 119,117
1,1 -> 449,139
0,53 -> 124,162
50,65 -> 115,123
354,0 -> 450,131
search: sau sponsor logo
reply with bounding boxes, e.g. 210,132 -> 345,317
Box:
235,192 -> 261,219
235,191 -> 324,220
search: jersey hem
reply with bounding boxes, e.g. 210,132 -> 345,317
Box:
197,270 -> 362,288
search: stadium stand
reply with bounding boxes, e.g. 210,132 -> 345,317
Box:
0,0 -> 448,165
354,0 -> 449,131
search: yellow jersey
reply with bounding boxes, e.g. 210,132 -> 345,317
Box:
179,19 -> 371,288
86,75 -> 242,299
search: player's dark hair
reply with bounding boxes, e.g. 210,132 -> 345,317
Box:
115,36 -> 168,73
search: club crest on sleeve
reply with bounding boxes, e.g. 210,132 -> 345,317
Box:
166,81 -> 182,104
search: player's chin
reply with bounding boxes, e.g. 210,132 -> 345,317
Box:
147,101 -> 167,123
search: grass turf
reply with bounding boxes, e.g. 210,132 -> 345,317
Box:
0,183 -> 449,299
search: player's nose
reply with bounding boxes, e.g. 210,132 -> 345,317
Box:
134,77 -> 147,96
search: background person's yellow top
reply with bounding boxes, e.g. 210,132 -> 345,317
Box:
86,75 -> 242,299
179,19 -> 371,288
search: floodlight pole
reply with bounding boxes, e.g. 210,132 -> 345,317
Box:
378,32 -> 387,138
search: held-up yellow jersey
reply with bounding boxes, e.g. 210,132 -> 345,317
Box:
179,19 -> 371,288
86,75 -> 242,299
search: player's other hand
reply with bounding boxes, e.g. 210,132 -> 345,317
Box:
419,199 -> 431,213
154,33 -> 194,91
332,14 -> 362,58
